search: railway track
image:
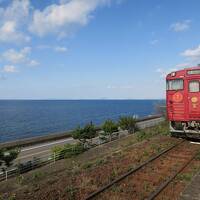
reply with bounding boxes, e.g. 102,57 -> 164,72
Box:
85,139 -> 200,200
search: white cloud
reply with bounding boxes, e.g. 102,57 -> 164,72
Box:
0,0 -> 31,43
181,45 -> 200,60
55,46 -> 68,52
2,65 -> 18,73
29,60 -> 40,67
29,0 -> 113,37
2,47 -> 31,64
2,47 -> 39,67
170,20 -> 191,32
0,21 -> 30,43
0,0 -> 119,42
0,0 -> 30,22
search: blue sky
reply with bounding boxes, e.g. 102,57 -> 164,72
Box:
0,0 -> 200,99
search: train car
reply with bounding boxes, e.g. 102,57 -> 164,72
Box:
166,66 -> 200,139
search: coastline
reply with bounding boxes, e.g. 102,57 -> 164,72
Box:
0,115 -> 162,149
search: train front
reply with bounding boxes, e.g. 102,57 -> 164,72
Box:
166,67 -> 200,139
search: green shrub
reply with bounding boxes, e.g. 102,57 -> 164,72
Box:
102,120 -> 118,141
0,148 -> 20,168
52,143 -> 85,160
118,116 -> 138,134
72,122 -> 96,147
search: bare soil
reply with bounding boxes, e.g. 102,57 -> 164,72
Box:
96,141 -> 200,200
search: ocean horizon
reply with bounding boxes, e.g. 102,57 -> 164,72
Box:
0,99 -> 165,143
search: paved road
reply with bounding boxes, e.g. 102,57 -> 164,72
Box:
16,137 -> 75,163
15,117 -> 165,163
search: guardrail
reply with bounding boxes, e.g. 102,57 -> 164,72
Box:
0,151 -> 65,181
0,116 -> 165,182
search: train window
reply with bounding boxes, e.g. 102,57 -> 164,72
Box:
188,70 -> 200,75
189,81 -> 200,92
167,79 -> 183,90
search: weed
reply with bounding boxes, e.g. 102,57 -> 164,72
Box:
150,143 -> 161,153
143,150 -> 149,157
110,168 -> 118,181
195,150 -> 200,160
82,162 -> 93,169
124,140 -> 135,147
65,185 -> 78,200
143,181 -> 152,193
32,171 -> 44,181
177,173 -> 193,182
95,158 -> 107,166
16,174 -> 24,185
8,194 -> 16,200
136,131 -> 148,142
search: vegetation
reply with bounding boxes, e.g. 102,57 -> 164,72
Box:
102,120 -> 118,141
0,148 -> 20,169
52,143 -> 85,159
72,122 -> 97,148
118,116 -> 137,134
177,173 -> 193,182
136,121 -> 170,142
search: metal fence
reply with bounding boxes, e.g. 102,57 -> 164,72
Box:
0,150 -> 71,182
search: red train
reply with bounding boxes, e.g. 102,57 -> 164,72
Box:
166,66 -> 200,139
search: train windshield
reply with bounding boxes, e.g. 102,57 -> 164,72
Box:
167,79 -> 183,90
189,81 -> 200,92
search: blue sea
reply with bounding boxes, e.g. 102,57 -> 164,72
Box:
0,100 -> 164,143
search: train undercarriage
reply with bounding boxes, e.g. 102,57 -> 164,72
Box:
170,121 -> 200,139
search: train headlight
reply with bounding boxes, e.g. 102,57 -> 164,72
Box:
171,72 -> 176,77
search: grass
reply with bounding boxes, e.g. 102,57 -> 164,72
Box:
16,175 -> 24,185
143,181 -> 152,193
94,158 -> 108,166
32,171 -> 45,181
65,185 -> 78,200
82,162 -> 93,169
150,143 -> 162,153
177,173 -> 193,182
110,168 -> 118,181
195,150 -> 200,160
136,121 -> 170,142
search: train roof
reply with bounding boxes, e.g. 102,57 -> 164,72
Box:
166,66 -> 200,79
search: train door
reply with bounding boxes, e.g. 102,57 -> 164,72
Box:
188,79 -> 200,118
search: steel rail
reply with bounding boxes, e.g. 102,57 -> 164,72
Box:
146,148 -> 198,200
85,139 -> 185,200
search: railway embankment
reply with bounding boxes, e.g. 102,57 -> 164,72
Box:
0,120 -> 200,200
